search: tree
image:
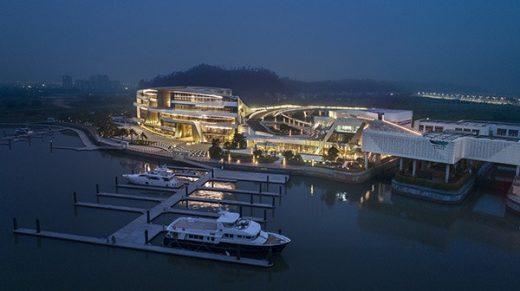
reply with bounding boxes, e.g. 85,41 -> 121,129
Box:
223,141 -> 233,149
115,127 -> 129,140
253,148 -> 263,158
326,146 -> 339,161
208,139 -> 223,160
232,130 -> 247,149
128,128 -> 138,142
282,150 -> 294,160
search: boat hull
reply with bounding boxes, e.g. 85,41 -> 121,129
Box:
162,237 -> 289,254
122,175 -> 177,188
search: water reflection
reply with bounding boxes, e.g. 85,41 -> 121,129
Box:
356,182 -> 520,250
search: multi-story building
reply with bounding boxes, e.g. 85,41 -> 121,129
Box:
135,86 -> 249,143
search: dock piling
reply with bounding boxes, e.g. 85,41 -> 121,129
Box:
12,217 -> 17,230
114,176 -> 118,192
250,194 -> 253,205
144,230 -> 149,244
146,210 -> 150,224
266,175 -> 270,186
211,168 -> 214,178
259,183 -> 262,193
239,206 -> 243,216
73,192 -> 77,204
272,197 -> 275,207
49,139 -> 52,152
96,184 -> 99,194
185,186 -> 188,196
263,209 -> 267,221
278,229 -> 282,235
35,219 -> 40,233
236,246 -> 241,261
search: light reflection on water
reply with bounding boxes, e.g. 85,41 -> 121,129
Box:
3,129 -> 520,290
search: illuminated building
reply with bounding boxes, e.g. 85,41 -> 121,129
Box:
135,86 -> 249,143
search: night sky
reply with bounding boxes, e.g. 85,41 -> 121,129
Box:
1,0 -> 519,93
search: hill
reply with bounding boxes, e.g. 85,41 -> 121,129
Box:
139,64 -> 401,105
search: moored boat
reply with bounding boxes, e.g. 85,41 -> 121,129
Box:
122,165 -> 180,188
163,211 -> 290,254
14,127 -> 33,136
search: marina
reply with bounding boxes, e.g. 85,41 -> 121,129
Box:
3,128 -> 520,290
11,148 -> 287,267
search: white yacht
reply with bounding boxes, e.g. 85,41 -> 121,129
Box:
14,127 -> 33,136
163,211 -> 291,253
122,165 -> 180,188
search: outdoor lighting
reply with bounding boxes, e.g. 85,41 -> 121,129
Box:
237,159 -> 240,164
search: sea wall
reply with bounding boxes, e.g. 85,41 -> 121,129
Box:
391,176 -> 476,204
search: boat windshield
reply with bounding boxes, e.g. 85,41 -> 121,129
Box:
235,218 -> 250,229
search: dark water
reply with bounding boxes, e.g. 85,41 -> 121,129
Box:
2,131 -> 520,290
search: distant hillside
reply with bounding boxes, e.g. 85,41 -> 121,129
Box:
139,64 -> 285,98
139,64 -> 401,105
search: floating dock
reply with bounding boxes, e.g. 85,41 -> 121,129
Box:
183,197 -> 275,209
213,169 -> 289,184
197,187 -> 281,197
13,168 -> 285,267
74,202 -> 145,214
13,228 -> 271,267
96,192 -> 165,203
115,183 -> 178,192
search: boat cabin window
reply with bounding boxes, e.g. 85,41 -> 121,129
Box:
224,233 -> 234,238
188,234 -> 204,240
149,176 -> 160,180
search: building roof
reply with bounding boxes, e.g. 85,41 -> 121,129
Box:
417,119 -> 520,128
